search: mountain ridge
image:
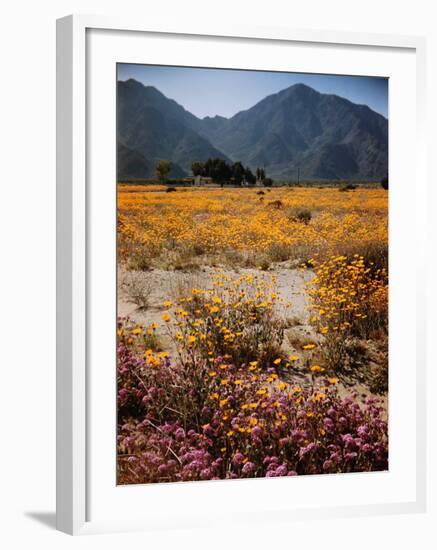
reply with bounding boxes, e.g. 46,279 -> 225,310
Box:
117,78 -> 388,181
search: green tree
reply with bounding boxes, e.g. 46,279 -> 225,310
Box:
191,161 -> 204,177
245,166 -> 256,186
156,159 -> 170,183
216,159 -> 232,186
204,158 -> 231,185
231,161 -> 245,186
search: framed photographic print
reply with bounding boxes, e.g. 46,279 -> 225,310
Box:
56,15 -> 427,535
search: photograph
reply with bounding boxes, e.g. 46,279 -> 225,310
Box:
116,64 -> 389,485
0,0 -> 431,544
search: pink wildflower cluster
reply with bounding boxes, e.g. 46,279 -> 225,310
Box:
117,320 -> 388,484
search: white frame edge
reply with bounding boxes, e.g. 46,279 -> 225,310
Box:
56,13 -> 427,535
57,15 -> 87,535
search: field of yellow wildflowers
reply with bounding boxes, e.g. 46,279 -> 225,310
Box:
117,184 -> 388,484
118,185 -> 387,269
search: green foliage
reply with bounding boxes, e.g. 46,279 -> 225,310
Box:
256,167 -> 266,181
191,161 -> 204,176
156,159 -> 170,183
201,158 -> 257,186
203,158 -> 232,184
245,166 -> 256,185
231,161 -> 245,186
291,208 -> 312,224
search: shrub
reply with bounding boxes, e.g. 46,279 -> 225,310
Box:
287,207 -> 312,225
296,208 -> 312,224
127,252 -> 152,272
121,271 -> 153,309
161,271 -> 285,370
267,199 -> 284,210
259,258 -> 271,271
341,241 -> 388,274
339,184 -> 357,192
117,321 -> 212,428
369,349 -> 388,394
308,255 -> 388,371
266,242 -> 291,262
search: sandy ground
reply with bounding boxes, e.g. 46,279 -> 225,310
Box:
118,265 -> 316,350
118,265 -> 387,408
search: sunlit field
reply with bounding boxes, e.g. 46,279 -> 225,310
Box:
117,185 -> 389,484
118,185 -> 387,270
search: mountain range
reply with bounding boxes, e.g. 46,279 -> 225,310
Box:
117,78 -> 388,181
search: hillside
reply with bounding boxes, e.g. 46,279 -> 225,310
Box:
117,79 -> 388,181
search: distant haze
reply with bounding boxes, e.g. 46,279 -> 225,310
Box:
117,64 -> 388,119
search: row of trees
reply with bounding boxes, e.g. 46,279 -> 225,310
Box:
191,159 -> 254,185
155,158 -> 273,186
156,160 -> 387,188
192,158 -> 272,186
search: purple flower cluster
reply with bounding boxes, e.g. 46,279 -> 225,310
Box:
117,320 -> 388,484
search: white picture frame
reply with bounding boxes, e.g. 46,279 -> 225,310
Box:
56,14 -> 427,535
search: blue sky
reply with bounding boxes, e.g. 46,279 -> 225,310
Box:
117,64 -> 388,119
